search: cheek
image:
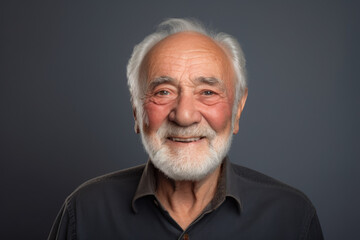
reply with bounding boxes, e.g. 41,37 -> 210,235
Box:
201,102 -> 233,132
143,103 -> 170,132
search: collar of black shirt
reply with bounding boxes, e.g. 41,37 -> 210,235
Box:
131,157 -> 242,214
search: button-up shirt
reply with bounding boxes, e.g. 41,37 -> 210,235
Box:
48,158 -> 323,239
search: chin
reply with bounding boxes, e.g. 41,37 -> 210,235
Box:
151,146 -> 222,181
141,130 -> 233,181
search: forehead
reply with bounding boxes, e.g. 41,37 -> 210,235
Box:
142,32 -> 234,82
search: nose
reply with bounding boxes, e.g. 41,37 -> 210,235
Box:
168,93 -> 202,127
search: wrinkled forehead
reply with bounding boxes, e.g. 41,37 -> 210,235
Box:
148,32 -> 224,55
141,32 -> 235,84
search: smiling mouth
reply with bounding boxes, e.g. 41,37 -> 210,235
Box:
167,137 -> 205,143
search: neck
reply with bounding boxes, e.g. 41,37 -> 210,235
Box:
155,166 -> 221,230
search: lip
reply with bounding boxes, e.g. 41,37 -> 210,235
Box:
167,136 -> 205,143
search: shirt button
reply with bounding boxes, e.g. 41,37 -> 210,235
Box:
183,233 -> 189,240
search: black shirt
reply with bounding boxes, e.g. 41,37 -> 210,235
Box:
48,158 -> 324,240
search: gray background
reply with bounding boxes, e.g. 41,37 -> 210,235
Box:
1,0 -> 359,239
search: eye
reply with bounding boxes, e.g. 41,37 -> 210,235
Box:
156,90 -> 170,96
202,90 -> 215,96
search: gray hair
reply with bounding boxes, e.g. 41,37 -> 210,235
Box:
127,18 -> 247,125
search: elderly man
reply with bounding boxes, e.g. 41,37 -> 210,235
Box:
48,18 -> 323,239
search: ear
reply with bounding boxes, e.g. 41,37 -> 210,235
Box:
233,88 -> 248,134
133,108 -> 140,134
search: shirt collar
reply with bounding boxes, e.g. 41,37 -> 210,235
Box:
131,160 -> 157,213
132,157 -> 242,213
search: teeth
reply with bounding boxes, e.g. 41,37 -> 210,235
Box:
170,137 -> 201,142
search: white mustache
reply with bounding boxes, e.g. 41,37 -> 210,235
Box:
157,122 -> 217,140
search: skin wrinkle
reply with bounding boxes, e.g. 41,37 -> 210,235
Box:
136,31 -> 247,230
144,77 -> 229,115
145,87 -> 229,111
142,32 -> 236,160
142,33 -> 233,82
147,76 -> 176,91
148,76 -> 226,91
146,76 -> 227,100
148,55 -> 228,81
156,167 -> 220,215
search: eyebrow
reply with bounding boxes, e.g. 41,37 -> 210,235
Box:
195,77 -> 226,91
195,77 -> 221,85
147,76 -> 177,91
147,76 -> 226,92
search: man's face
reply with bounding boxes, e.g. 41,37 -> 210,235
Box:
137,32 -> 245,180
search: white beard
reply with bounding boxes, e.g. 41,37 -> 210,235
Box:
140,121 -> 233,181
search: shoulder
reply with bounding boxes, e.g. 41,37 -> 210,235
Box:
65,164 -> 145,203
230,162 -> 315,212
229,162 -> 320,238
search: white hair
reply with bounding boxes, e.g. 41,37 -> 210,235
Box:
127,18 -> 247,126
